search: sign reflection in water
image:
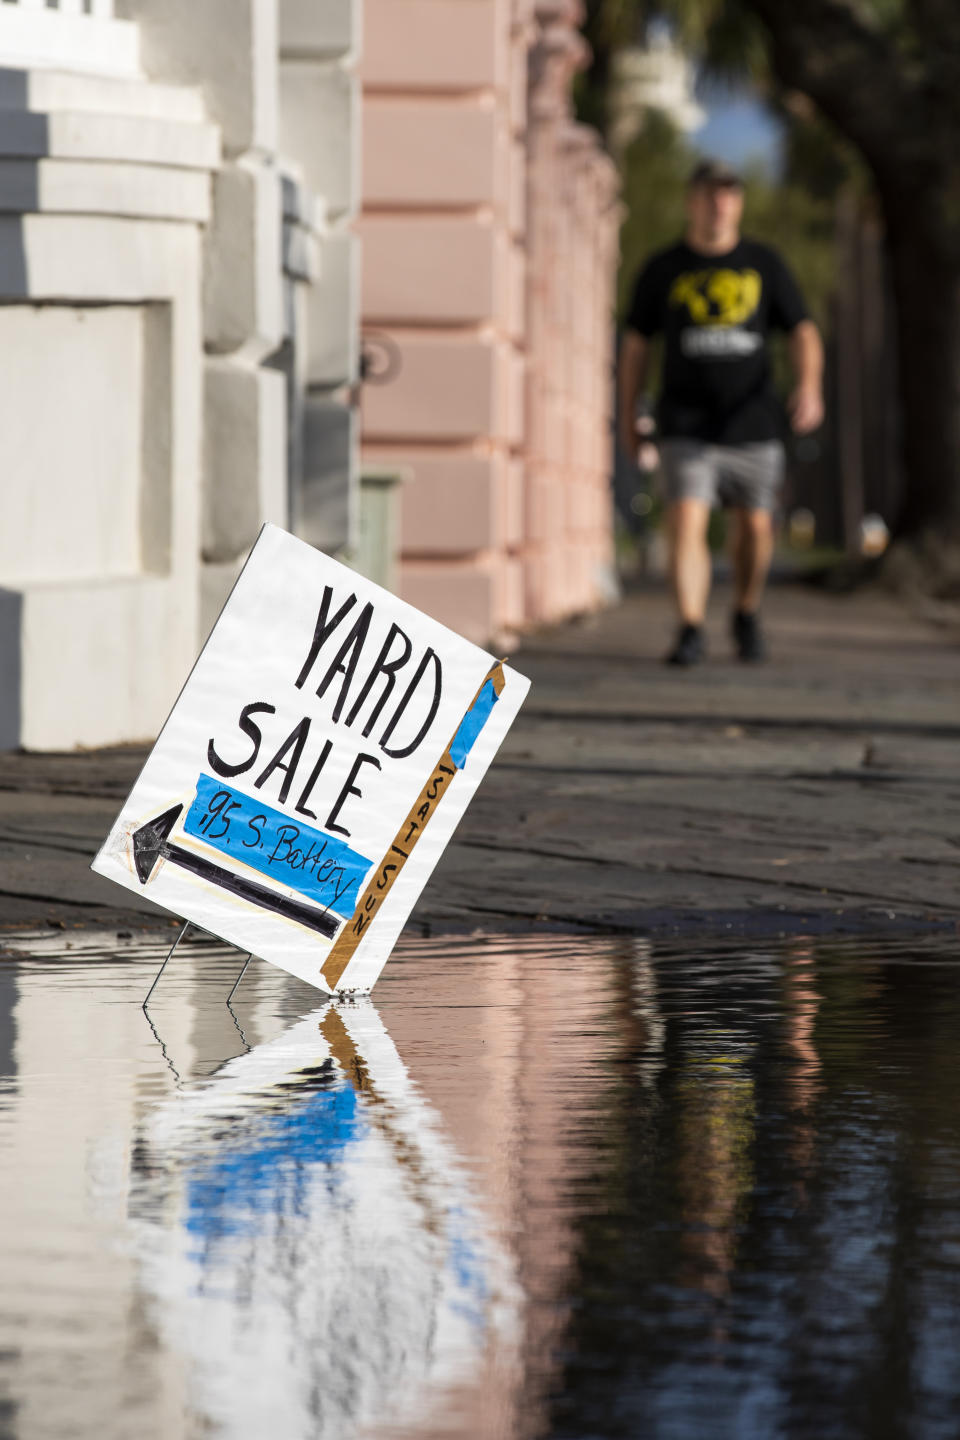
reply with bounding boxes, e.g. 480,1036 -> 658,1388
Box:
129,997 -> 521,1440
0,930 -> 612,1440
9,931 -> 960,1437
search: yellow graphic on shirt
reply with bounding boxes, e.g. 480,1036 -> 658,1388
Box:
668,268 -> 762,327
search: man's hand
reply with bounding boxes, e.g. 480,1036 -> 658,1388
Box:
786,320 -> 824,435
618,330 -> 649,459
787,383 -> 824,435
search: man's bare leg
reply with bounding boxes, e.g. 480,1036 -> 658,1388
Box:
664,497 -> 712,664
668,498 -> 712,623
730,506 -> 774,660
731,506 -> 774,613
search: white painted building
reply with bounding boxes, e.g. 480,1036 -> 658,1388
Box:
0,0 -> 360,751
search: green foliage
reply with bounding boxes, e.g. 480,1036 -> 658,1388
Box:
576,0 -> 646,135
616,109 -> 693,316
740,164 -> 837,333
740,160 -> 838,391
780,106 -> 862,201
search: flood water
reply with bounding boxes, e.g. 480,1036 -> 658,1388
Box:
2,928 -> 960,1439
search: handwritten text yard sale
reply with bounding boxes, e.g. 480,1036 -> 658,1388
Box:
203,582 -> 444,870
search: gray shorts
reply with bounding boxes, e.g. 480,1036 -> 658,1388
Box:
660,439 -> 784,512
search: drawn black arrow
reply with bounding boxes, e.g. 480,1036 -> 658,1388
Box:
131,803 -> 340,940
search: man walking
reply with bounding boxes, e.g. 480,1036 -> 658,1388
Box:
618,159 -> 824,664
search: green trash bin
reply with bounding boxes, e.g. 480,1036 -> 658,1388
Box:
349,466 -> 410,593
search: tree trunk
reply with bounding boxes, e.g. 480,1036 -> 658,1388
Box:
834,186 -> 865,551
883,212 -> 960,544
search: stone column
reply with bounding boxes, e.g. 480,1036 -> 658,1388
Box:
524,0 -> 619,625
119,0 -> 288,635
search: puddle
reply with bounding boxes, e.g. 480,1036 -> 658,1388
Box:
1,929 -> 960,1438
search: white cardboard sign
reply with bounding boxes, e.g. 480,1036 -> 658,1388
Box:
92,524 -> 530,993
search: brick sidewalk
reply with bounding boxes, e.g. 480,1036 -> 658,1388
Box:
2,581 -> 959,942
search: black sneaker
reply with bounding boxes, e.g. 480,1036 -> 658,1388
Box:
732,609 -> 766,662
665,623 -> 705,667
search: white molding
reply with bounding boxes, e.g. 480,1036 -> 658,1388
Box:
0,68 -> 205,121
0,9 -> 140,77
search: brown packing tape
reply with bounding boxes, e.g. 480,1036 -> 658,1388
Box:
321,659 -> 506,990
319,1007 -> 373,1093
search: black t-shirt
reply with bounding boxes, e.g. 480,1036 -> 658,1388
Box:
626,237 -> 809,443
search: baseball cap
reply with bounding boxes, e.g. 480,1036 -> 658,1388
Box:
687,158 -> 744,189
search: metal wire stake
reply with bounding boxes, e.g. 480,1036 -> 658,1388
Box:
226,994 -> 251,1052
226,953 -> 252,1005
142,1004 -> 183,1084
143,920 -> 190,1009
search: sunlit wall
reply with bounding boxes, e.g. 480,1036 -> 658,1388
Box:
360,0 -> 620,645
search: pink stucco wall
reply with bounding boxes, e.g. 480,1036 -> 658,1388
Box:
360,0 -> 619,645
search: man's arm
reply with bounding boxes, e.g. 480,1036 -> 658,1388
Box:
618,329 -> 650,459
786,319 -> 824,434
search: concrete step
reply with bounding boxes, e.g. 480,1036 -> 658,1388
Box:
0,157 -> 211,222
0,108 -> 219,170
0,66 -> 205,123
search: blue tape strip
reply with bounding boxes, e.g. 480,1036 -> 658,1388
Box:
184,773 -> 371,919
449,678 -> 499,770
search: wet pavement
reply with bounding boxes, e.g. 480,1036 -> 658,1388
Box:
3,928 -> 960,1439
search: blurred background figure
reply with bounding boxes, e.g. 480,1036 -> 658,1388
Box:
618,158 -> 824,665
593,0 -> 960,616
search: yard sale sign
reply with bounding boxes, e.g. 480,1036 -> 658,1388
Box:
93,525 -> 530,993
